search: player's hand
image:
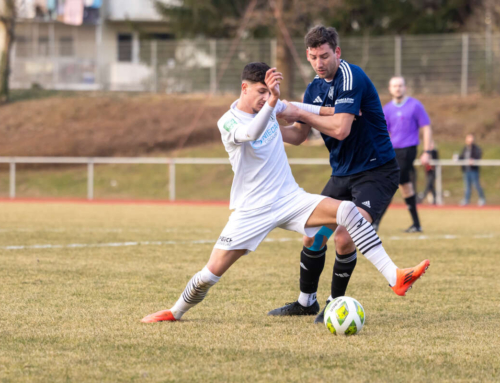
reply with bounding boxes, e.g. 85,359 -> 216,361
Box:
420,152 -> 430,166
265,68 -> 283,100
277,101 -> 301,123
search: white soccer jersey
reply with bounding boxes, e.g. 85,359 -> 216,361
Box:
217,100 -> 300,210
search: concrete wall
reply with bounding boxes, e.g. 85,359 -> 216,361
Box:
12,20 -> 172,90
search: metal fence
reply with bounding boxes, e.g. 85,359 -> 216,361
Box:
1,157 -> 499,204
10,23 -> 500,96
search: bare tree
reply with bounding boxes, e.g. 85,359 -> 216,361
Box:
0,0 -> 16,104
154,0 -> 337,99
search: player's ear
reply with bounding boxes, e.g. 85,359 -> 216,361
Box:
335,46 -> 341,59
306,48 -> 310,62
241,81 -> 248,94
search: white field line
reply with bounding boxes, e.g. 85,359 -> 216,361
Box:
0,228 -> 212,233
0,234 -> 497,251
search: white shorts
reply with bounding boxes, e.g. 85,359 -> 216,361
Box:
214,189 -> 327,254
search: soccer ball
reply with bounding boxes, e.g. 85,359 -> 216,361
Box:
324,296 -> 365,335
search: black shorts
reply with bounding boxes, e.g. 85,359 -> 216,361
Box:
321,159 -> 400,222
395,146 -> 417,185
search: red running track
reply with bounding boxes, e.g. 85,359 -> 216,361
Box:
0,197 -> 498,210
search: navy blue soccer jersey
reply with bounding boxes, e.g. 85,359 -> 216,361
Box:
302,60 -> 395,176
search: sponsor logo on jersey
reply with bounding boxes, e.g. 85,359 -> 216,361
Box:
362,201 -> 371,208
251,122 -> 279,149
313,96 -> 323,104
335,98 -> 354,105
223,118 -> 238,132
328,87 -> 334,99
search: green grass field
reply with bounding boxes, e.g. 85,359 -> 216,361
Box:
1,141 -> 500,205
1,202 -> 499,382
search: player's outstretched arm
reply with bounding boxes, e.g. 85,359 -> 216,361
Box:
277,102 -> 334,145
296,111 -> 355,141
280,122 -> 312,146
278,102 -> 352,140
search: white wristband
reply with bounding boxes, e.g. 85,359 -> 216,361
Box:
290,102 -> 321,115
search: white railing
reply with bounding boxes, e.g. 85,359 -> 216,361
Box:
1,157 -> 499,204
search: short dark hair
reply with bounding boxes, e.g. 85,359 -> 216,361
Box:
241,62 -> 270,85
304,25 -> 339,52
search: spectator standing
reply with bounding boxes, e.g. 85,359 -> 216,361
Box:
459,134 -> 486,206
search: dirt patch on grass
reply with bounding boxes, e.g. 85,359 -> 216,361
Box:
0,93 -> 235,157
1,92 -> 499,157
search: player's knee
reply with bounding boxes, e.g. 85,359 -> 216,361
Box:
304,227 -> 334,251
400,182 -> 414,197
303,236 -> 314,248
334,227 -> 355,253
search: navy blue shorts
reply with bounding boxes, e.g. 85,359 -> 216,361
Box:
321,159 -> 399,221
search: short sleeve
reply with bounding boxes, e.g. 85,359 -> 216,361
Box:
302,84 -> 314,104
415,101 -> 431,128
275,99 -> 287,115
218,115 -> 242,147
334,67 -> 362,116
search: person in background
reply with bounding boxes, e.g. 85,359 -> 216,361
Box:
418,140 -> 439,205
372,76 -> 433,233
459,134 -> 486,206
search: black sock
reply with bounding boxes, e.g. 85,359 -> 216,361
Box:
331,250 -> 357,299
299,246 -> 326,295
405,195 -> 421,228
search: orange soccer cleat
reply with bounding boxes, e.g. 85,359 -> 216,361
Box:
141,309 -> 177,323
391,260 -> 430,296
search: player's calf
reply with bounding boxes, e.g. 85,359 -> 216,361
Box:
336,201 -> 430,293
268,228 -> 332,316
141,266 -> 221,323
336,200 -> 398,286
141,249 -> 245,323
313,228 -> 358,324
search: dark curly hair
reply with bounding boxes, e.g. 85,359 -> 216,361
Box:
241,62 -> 270,85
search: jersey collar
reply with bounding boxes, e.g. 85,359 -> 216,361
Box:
231,99 -> 257,119
391,96 -> 411,108
332,59 -> 346,83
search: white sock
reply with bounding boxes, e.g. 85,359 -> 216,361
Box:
337,201 -> 398,286
298,292 -> 317,307
170,266 -> 221,320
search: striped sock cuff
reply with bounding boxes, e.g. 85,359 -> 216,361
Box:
335,251 -> 357,264
181,268 -> 220,305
